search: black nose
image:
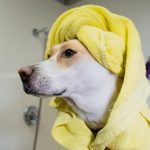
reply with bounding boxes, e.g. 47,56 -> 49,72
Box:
18,66 -> 33,82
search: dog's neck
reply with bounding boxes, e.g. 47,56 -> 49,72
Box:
63,66 -> 122,129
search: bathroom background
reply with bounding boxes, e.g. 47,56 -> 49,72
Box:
0,0 -> 149,150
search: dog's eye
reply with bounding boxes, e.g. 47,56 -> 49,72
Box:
62,49 -> 77,58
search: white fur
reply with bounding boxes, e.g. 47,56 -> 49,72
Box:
20,40 -> 122,129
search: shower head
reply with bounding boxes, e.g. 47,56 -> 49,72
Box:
32,27 -> 48,37
32,27 -> 49,50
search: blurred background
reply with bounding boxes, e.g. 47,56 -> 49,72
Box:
0,0 -> 149,150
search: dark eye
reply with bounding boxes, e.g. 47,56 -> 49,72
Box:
62,49 -> 77,58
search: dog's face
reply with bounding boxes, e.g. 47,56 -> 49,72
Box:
19,39 -> 117,129
19,39 -> 107,99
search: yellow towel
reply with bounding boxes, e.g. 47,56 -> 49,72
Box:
45,5 -> 150,150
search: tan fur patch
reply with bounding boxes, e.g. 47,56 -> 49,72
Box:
51,40 -> 90,68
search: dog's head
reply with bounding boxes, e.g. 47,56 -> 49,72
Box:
18,39 -> 108,98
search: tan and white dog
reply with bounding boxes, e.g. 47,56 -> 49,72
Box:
18,39 -> 122,130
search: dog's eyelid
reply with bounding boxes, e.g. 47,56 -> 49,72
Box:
62,48 -> 76,53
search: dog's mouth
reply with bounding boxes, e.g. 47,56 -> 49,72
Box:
52,89 -> 67,96
23,84 -> 67,97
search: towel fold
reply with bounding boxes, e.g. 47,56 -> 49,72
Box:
45,5 -> 150,150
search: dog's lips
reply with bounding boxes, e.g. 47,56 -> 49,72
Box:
23,83 -> 67,97
30,89 -> 67,97
53,89 -> 67,96
23,83 -> 32,94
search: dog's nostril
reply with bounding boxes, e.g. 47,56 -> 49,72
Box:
18,66 -> 33,81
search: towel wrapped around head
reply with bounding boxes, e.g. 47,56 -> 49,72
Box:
45,5 -> 150,150
45,5 -> 126,77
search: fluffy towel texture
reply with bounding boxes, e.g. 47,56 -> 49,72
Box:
45,5 -> 150,150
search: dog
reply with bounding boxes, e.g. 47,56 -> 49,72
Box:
18,39 -> 122,130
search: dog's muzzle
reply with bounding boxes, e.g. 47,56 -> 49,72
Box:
18,66 -> 67,96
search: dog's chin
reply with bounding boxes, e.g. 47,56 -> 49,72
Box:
23,85 -> 67,98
